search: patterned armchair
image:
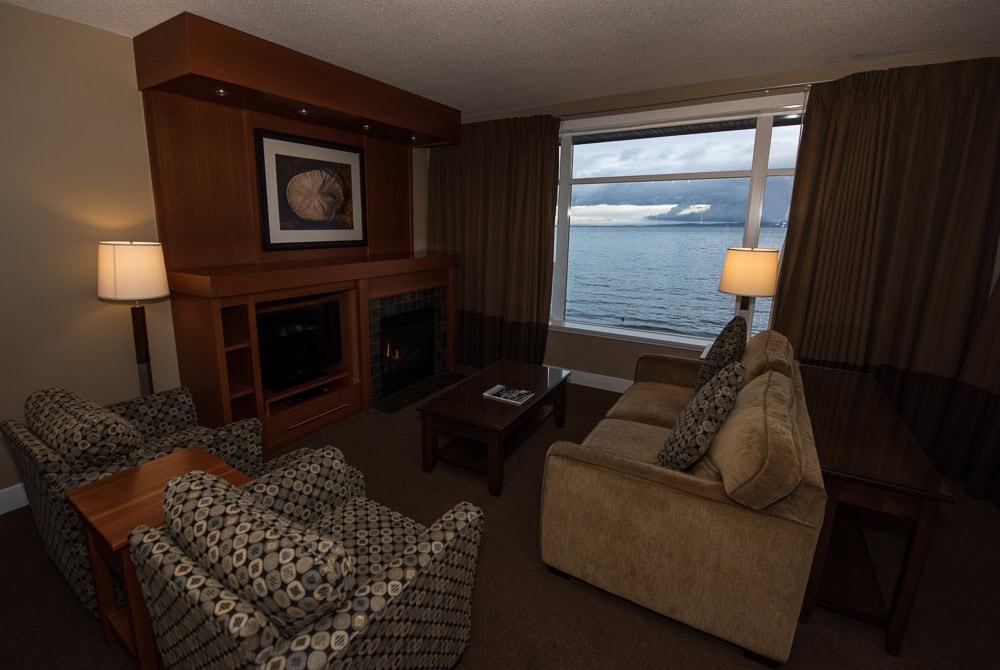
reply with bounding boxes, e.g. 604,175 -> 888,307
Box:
0,386 -> 263,617
129,446 -> 484,670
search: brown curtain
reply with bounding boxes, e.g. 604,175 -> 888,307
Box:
773,58 -> 1000,500
428,115 -> 560,366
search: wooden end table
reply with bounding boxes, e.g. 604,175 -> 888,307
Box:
418,359 -> 570,495
797,365 -> 954,656
65,446 -> 252,670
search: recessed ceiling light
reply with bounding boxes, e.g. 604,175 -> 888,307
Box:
214,88 -> 228,97
298,108 -> 310,116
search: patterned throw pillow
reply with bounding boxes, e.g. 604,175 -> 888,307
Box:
163,470 -> 355,636
694,316 -> 747,389
24,387 -> 140,470
656,361 -> 745,470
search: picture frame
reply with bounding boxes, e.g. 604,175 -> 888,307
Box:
254,129 -> 367,250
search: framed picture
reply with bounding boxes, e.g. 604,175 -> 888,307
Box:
254,129 -> 367,250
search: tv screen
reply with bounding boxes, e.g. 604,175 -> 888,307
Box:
257,301 -> 342,392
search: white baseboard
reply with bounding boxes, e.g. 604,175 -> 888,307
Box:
567,370 -> 631,394
0,483 -> 28,515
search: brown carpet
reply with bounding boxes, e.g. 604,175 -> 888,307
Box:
1,383 -> 998,669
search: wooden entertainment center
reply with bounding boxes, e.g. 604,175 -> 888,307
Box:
133,13 -> 462,454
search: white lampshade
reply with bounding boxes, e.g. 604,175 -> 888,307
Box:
718,247 -> 779,297
97,241 -> 169,301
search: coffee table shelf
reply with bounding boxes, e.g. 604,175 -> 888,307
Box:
418,360 -> 570,495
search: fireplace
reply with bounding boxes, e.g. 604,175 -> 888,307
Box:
379,307 -> 435,396
369,288 -> 447,402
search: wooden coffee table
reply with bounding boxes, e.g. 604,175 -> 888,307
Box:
418,359 -> 571,495
65,446 -> 252,670
797,365 -> 954,656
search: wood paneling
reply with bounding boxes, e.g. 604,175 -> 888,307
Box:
364,136 -> 414,257
133,12 -> 460,146
143,91 -> 258,270
145,94 -> 416,270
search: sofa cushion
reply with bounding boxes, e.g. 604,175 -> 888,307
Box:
606,382 -> 695,429
695,316 -> 747,389
740,329 -> 795,385
163,470 -> 355,636
582,418 -> 671,462
705,370 -> 804,509
656,361 -> 745,470
24,387 -> 141,470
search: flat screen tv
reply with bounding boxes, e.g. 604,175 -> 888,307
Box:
256,300 -> 342,392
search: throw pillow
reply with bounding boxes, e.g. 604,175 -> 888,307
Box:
694,316 -> 747,389
656,361 -> 745,470
24,387 -> 141,470
163,470 -> 355,636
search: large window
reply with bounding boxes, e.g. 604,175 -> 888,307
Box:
551,93 -> 805,345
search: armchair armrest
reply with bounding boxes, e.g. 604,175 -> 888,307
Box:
634,353 -> 702,386
107,386 -> 199,439
247,446 -> 366,524
128,525 -> 280,669
197,418 -> 264,477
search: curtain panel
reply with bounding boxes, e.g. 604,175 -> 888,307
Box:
428,115 -> 560,367
774,58 -> 1000,500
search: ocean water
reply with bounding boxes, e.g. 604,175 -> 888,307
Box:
563,225 -> 788,339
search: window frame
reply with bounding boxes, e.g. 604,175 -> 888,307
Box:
551,92 -> 806,348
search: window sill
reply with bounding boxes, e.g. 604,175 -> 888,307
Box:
549,320 -> 711,354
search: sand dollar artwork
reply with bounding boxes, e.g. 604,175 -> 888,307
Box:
286,169 -> 345,221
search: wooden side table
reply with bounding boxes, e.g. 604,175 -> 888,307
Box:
65,446 -> 252,669
797,365 -> 954,656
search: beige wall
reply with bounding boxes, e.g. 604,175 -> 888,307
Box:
0,4 -> 180,491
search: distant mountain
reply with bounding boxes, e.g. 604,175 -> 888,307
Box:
571,178 -> 793,226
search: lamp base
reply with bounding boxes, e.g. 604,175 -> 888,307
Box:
131,305 -> 154,396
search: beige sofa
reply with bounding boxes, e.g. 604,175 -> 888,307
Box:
539,330 -> 826,663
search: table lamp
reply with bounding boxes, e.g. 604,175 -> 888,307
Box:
97,241 -> 170,396
718,246 -> 779,323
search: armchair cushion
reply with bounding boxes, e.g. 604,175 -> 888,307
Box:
24,388 -> 140,470
247,446 -> 367,525
163,470 -> 356,636
316,497 -> 427,586
656,361 -> 744,470
694,315 -> 747,389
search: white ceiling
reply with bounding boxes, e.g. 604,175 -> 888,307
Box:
9,0 -> 1000,117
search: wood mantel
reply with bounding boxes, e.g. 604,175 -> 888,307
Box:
168,253 -> 460,298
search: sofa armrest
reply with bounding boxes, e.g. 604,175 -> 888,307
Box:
268,501 -> 485,666
196,418 -> 264,477
634,353 -> 702,386
544,440 -> 732,504
247,446 -> 366,523
107,386 -> 199,439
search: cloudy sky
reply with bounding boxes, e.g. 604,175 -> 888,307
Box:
569,124 -> 801,225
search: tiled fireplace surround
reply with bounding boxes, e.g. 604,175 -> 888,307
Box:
368,287 -> 447,402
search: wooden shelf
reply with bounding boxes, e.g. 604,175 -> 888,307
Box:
264,369 -> 352,407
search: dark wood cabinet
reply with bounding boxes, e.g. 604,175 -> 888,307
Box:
169,256 -> 458,455
133,13 -> 462,453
